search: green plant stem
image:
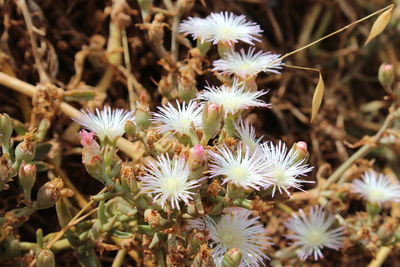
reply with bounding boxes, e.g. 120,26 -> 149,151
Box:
367,246 -> 392,267
321,106 -> 399,190
111,249 -> 127,267
20,239 -> 71,253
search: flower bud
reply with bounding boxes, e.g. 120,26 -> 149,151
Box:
15,138 -> 36,163
36,178 -> 63,210
378,63 -> 394,88
196,39 -> 211,56
103,146 -> 122,179
124,120 -> 138,136
188,144 -> 206,171
18,162 -> 37,201
222,248 -> 243,267
227,182 -> 252,200
292,141 -> 309,162
178,83 -> 198,102
135,110 -> 151,131
36,249 -> 55,267
202,103 -> 223,142
0,113 -> 13,153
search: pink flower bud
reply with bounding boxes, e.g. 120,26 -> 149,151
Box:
293,141 -> 309,161
378,63 -> 395,87
296,141 -> 308,153
192,144 -> 205,160
188,144 -> 207,172
79,130 -> 95,147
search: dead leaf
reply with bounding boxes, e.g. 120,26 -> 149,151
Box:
365,6 -> 393,45
311,72 -> 324,122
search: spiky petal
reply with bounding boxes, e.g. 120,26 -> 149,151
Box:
198,80 -> 269,115
285,206 -> 345,261
188,208 -> 272,266
351,170 -> 400,205
139,154 -> 202,210
151,100 -> 203,136
260,141 -> 313,197
73,107 -> 134,143
207,12 -> 262,45
213,47 -> 282,78
208,145 -> 272,190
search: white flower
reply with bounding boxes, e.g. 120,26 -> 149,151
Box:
188,208 -> 271,266
260,141 -> 313,197
139,154 -> 202,210
73,106 -> 134,143
285,206 -> 345,261
208,145 -> 272,190
234,119 -> 262,152
207,12 -> 262,45
213,48 -> 282,78
198,80 -> 269,115
351,171 -> 400,205
151,100 -> 202,136
179,16 -> 213,42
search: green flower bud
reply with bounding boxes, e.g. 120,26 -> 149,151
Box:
15,138 -> 36,163
124,120 -> 138,136
36,178 -> 63,210
222,248 -> 243,267
18,162 -> 37,201
135,110 -> 151,131
202,103 -> 223,143
178,83 -> 198,102
378,63 -> 394,88
197,39 -> 211,56
36,249 -> 55,267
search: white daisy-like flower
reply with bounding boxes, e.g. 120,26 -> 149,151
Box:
139,154 -> 202,210
285,206 -> 345,261
351,171 -> 400,205
260,141 -> 313,197
208,145 -> 272,190
188,208 -> 271,266
73,106 -> 134,143
151,100 -> 202,136
213,48 -> 282,78
207,12 -> 262,45
198,80 -> 269,115
179,16 -> 213,42
234,119 -> 262,152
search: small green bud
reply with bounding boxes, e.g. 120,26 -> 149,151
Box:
124,120 -> 138,136
367,202 -> 381,224
36,249 -> 55,267
378,63 -> 394,88
0,113 -> 13,153
36,178 -> 63,209
227,183 -> 252,200
135,110 -> 151,131
222,248 -> 243,267
15,139 -> 36,163
178,83 -> 198,102
18,162 -> 37,201
202,103 -> 223,142
196,39 -> 211,56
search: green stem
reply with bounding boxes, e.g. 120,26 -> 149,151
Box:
112,250 -> 127,267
